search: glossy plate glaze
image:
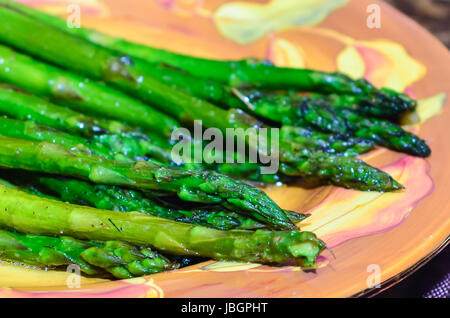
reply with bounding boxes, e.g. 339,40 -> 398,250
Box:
1,0 -> 449,298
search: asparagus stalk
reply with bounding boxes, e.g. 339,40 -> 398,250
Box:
314,92 -> 416,119
0,44 -> 179,138
11,174 -> 307,230
278,151 -> 401,191
240,91 -> 430,157
0,136 -> 295,230
0,116 -> 116,159
0,229 -> 176,279
0,7 -> 242,130
0,7 -> 403,191
1,0 -> 412,103
280,126 -> 374,157
0,86 -> 130,137
0,86 -> 179,163
0,48 -> 373,183
232,89 -> 349,134
337,109 -> 431,157
4,0 -> 416,111
0,184 -> 325,266
0,44 -> 354,140
0,113 -> 280,183
80,240 -> 176,278
0,229 -> 96,272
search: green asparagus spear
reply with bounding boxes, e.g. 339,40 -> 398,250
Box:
0,228 -> 176,278
0,45 -> 179,138
0,43 -> 343,138
0,46 -> 279,183
80,240 -> 176,278
0,184 -> 325,266
0,86 -> 129,137
0,7 -> 404,191
0,136 -> 295,230
0,116 -> 115,159
0,111 -> 280,184
278,151 -> 402,191
238,91 -> 430,157
232,89 -> 349,134
280,126 -> 374,157
3,0 -> 415,110
0,86 -> 179,163
313,92 -> 416,119
13,174 -> 307,230
25,174 -> 266,230
336,109 -> 431,157
0,46 -> 369,183
0,229 -> 96,272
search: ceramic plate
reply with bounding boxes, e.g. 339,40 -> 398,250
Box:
1,0 -> 449,298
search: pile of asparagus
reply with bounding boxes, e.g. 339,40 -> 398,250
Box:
0,1 -> 430,279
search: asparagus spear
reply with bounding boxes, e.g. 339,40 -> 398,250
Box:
0,116 -> 116,159
337,109 -> 431,157
280,126 -> 374,157
0,136 -> 295,230
313,92 -> 416,119
0,184 -> 325,266
278,151 -> 402,191
0,44 -> 349,139
0,7 -> 403,191
80,240 -> 176,278
0,86 -> 130,137
0,44 -> 418,158
239,91 -> 430,157
2,0 -> 414,110
0,112 -> 281,183
232,89 -> 349,134
0,229 -> 96,272
0,37 -> 406,154
30,1 -> 413,110
11,174 -> 307,230
0,48 -> 373,183
0,86 -> 179,163
0,45 -> 179,138
0,229 -> 176,278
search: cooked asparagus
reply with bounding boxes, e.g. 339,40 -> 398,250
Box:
0,184 -> 325,266
0,229 -> 176,279
0,7 -> 403,191
0,136 -> 295,230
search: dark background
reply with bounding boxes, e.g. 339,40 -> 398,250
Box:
375,244 -> 449,297
376,0 -> 449,298
386,0 -> 450,47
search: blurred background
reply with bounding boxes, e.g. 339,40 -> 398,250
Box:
386,0 -> 450,47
